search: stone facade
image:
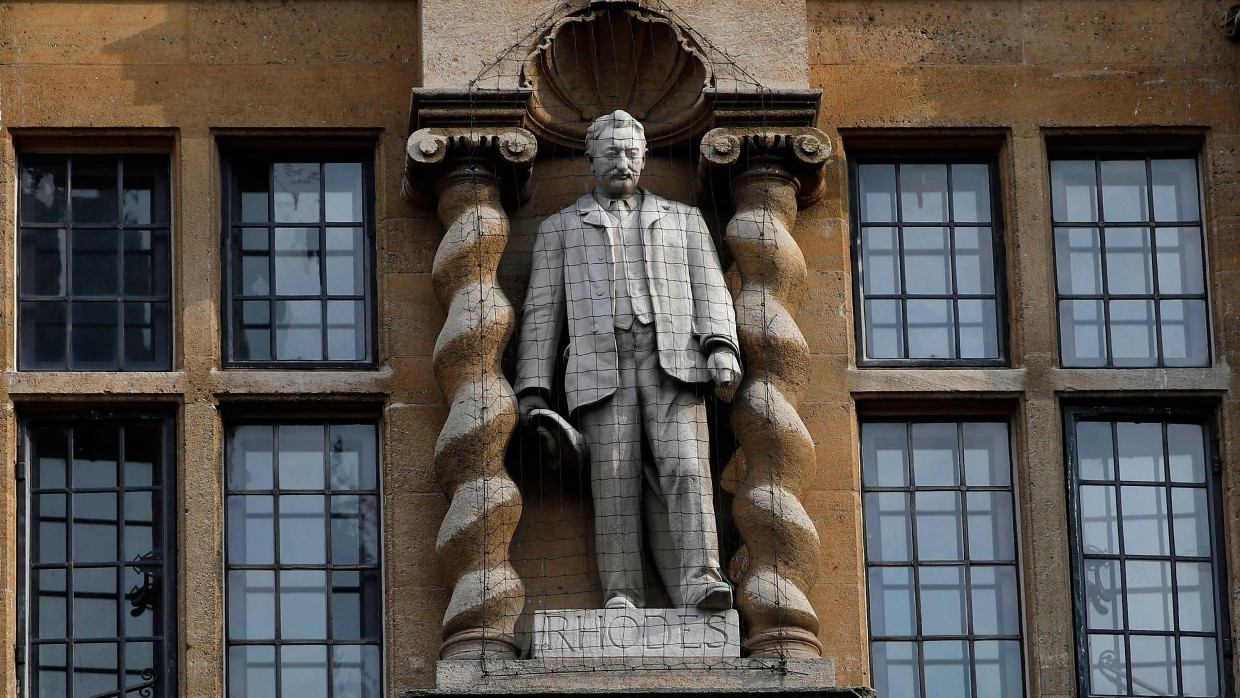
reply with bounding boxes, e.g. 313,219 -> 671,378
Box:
0,1 -> 1238,697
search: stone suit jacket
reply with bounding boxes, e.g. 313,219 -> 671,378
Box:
515,188 -> 740,414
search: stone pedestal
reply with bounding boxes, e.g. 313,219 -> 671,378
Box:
531,608 -> 741,658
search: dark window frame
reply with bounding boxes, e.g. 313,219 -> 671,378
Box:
860,415 -> 1027,698
1048,153 -> 1212,368
1063,404 -> 1234,698
220,149 -> 378,369
16,413 -> 178,698
848,150 -> 1011,368
223,418 -> 383,697
17,153 -> 174,371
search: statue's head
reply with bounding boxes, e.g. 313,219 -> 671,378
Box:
585,110 -> 647,199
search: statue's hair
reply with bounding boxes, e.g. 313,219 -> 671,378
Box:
585,110 -> 646,152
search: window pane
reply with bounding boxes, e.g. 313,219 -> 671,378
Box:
240,227 -> 272,296
1054,227 -> 1103,295
1176,562 -> 1216,633
324,163 -> 364,223
1099,160 -> 1149,223
872,642 -> 921,698
71,229 -> 120,297
923,641 -> 971,698
238,300 -> 273,361
864,299 -> 904,359
864,492 -> 912,562
325,227 -> 365,295
967,492 -> 1015,561
906,298 -> 954,359
1103,227 -> 1153,295
1167,424 -> 1205,483
274,227 -> 323,296
1089,633 -> 1129,695
229,645 -> 277,698
36,644 -> 68,697
1080,485 -> 1120,554
858,164 -> 897,223
1180,637 -> 1220,696
962,422 -> 1010,486
1129,634 -> 1176,695
970,566 -> 1020,635
1150,158 -> 1199,223
280,570 -> 328,640
1085,559 -> 1124,630
123,490 -> 155,560
36,569 -> 67,638
122,158 -> 169,226
330,495 -> 379,565
229,425 -> 275,490
279,425 -> 326,489
73,493 -> 119,563
918,566 -> 967,635
915,491 -> 963,561
903,227 -> 951,295
123,301 -> 171,370
123,229 -> 171,297
275,300 -> 324,360
330,570 -> 381,641
327,300 -> 366,361
1050,160 -> 1098,222
1116,422 -> 1164,481
36,494 -> 68,563
953,226 -> 994,294
20,228 -> 67,297
237,165 -> 270,222
20,302 -> 68,368
974,641 -> 1022,697
1155,227 -> 1205,294
861,227 -> 900,295
282,645 -> 330,698
861,422 -> 909,488
1171,488 -> 1211,558
332,645 -> 381,697
72,567 -> 119,639
1077,421 -> 1115,481
1125,561 -> 1174,633
957,299 -> 998,359
1160,299 -> 1209,367
900,164 -> 948,223
227,495 -> 275,565
1107,299 -> 1156,367
1120,486 -> 1170,555
1060,299 -> 1106,367
20,158 -> 68,224
328,424 -> 378,490
951,164 -> 991,223
229,570 -> 276,640
273,163 -> 322,223
73,642 -> 119,696
71,301 -> 121,370
910,423 -> 958,486
71,157 -> 119,225
868,566 -> 916,636
279,495 -> 327,565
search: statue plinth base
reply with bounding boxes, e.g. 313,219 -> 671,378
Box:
531,608 -> 740,658
422,657 -> 875,696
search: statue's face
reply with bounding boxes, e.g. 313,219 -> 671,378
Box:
587,124 -> 646,199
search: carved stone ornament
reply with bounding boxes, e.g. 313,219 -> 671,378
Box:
520,1 -> 713,150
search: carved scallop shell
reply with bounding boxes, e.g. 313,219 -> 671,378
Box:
520,4 -> 713,150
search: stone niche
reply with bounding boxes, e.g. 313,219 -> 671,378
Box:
404,1 -> 870,695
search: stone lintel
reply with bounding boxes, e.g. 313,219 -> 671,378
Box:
419,658 -> 872,696
705,89 -> 822,129
408,88 -> 532,133
531,608 -> 740,658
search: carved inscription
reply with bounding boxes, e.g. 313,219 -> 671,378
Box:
532,608 -> 741,658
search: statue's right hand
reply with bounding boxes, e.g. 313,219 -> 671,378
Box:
518,393 -> 550,427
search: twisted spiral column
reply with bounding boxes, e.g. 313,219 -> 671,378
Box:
407,128 -> 537,659
700,129 -> 831,658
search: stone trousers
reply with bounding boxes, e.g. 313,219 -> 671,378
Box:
576,319 -> 725,608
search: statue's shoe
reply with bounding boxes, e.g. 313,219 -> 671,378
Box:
695,583 -> 733,611
605,595 -> 639,610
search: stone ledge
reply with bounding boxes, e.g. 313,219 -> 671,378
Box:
408,658 -> 876,696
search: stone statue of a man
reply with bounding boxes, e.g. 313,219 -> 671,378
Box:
515,110 -> 742,611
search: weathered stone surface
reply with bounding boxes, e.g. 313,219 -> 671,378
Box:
532,608 -> 740,658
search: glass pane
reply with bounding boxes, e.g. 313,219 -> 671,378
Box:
1108,299 -> 1156,367
953,226 -> 994,294
279,425 -> 325,489
123,301 -> 171,369
918,566 -> 967,636
123,229 -> 171,297
1104,227 -> 1153,295
858,164 -> 897,223
71,229 -> 120,297
1167,424 -> 1206,483
906,298 -> 954,359
861,422 -> 909,488
20,228 -> 67,297
967,492 -> 1015,561
123,491 -> 155,560
1120,486 -> 1170,555
36,568 -> 67,638
332,645 -> 381,697
229,569 -> 276,640
951,164 -> 991,223
279,495 -> 327,565
923,641 -> 970,698
1089,633 -> 1129,695
1100,160 -> 1149,223
1055,227 -> 1103,295
73,492 -> 119,563
1125,560 -> 1174,631
863,492 -> 912,562
227,495 -> 274,565
903,227 -> 951,295
123,565 -> 155,636
1150,158 -> 1199,223
1176,561 -> 1216,633
970,566 -> 1020,635
229,645 -> 277,698
867,566 -> 915,636
73,567 -> 119,638
122,158 -> 168,226
20,157 -> 68,224
123,642 -> 157,691
229,425 -> 275,489
36,494 -> 68,563
71,301 -> 121,370
331,495 -> 379,565
35,644 -> 68,697
238,300 -> 272,361
328,424 -> 378,490
1117,422 -> 1165,481
861,227 -> 900,295
280,570 -> 328,639
33,428 -> 69,489
327,300 -> 365,361
1172,487 -> 1211,558
324,163 -> 364,223
910,423 -> 958,486
325,226 -> 365,295
239,227 -> 271,296
957,299 -> 998,359
281,644 -> 329,698
1179,637 -> 1219,697
71,157 -> 119,225
331,570 -> 381,641
915,491 -> 963,561
864,298 -> 904,359
124,423 -> 159,485
962,422 -> 1010,486
20,301 -> 68,369
974,641 -> 1023,698
73,642 -> 119,696
1084,559 -> 1124,630
872,641 -> 921,698
1155,227 -> 1205,294
237,164 -> 270,222
274,300 -> 324,360
1129,634 -> 1176,696
274,227 -> 322,296
1051,160 -> 1098,222
1160,299 -> 1209,367
1080,485 -> 1119,554
74,426 -> 119,488
1077,421 -> 1115,480
900,164 -> 949,223
273,163 -> 322,224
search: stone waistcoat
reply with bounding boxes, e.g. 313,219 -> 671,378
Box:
605,196 -> 653,329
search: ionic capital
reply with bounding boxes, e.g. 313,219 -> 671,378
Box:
405,127 -> 538,207
698,127 -> 832,207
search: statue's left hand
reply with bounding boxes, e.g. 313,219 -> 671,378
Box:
708,348 -> 742,402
